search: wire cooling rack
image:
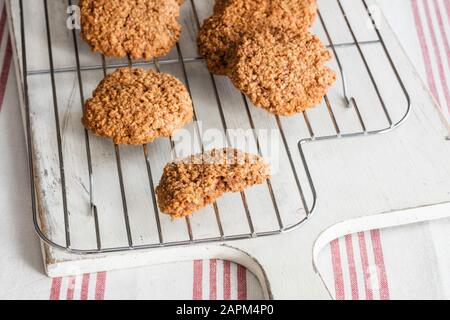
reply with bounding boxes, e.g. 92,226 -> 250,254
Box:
16,0 -> 410,254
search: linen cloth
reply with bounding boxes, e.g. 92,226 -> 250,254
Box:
0,0 -> 449,300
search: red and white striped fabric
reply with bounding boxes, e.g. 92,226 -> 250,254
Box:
323,230 -> 389,300
48,260 -> 265,300
192,260 -> 261,300
0,0 -> 449,300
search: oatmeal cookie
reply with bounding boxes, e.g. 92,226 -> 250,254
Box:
212,0 -> 231,14
198,0 -> 317,75
82,68 -> 193,145
80,0 -> 182,60
156,148 -> 271,218
228,30 -> 336,116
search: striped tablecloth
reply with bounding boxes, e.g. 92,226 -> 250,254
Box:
0,0 -> 449,300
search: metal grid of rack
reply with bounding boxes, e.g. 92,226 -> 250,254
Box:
18,0 -> 410,254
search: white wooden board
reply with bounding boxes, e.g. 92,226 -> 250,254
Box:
7,0 -> 450,299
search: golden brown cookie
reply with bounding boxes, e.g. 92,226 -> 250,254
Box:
80,0 -> 182,60
212,0 -> 232,14
228,30 -> 336,116
82,67 -> 193,145
156,148 -> 271,218
198,0 -> 317,75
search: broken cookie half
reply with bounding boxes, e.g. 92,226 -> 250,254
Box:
156,148 -> 271,218
82,67 -> 193,145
